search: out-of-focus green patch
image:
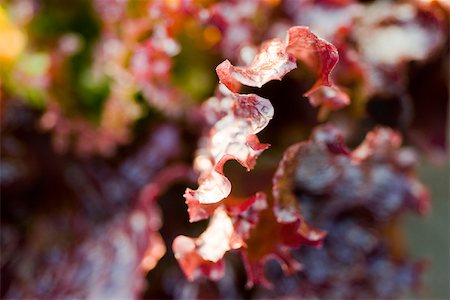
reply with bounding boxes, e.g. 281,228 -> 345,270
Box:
404,163 -> 450,300
76,68 -> 111,121
19,52 -> 49,77
2,52 -> 50,109
27,0 -> 99,45
13,85 -> 46,109
171,31 -> 222,102
17,0 -> 109,121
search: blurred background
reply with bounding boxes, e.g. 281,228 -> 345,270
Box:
405,162 -> 449,299
1,0 -> 448,299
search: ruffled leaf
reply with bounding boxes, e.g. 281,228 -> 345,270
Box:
285,26 -> 339,96
186,26 -> 345,221
174,193 -> 268,281
241,207 -> 326,288
178,26 -> 349,287
216,39 -> 296,92
173,207 -> 240,281
216,26 -> 342,100
185,89 -> 274,222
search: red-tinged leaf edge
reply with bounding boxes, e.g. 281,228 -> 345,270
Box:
174,194 -> 268,282
184,90 -> 273,222
285,26 -> 339,96
216,26 -> 342,100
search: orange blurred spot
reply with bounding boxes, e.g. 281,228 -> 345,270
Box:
263,0 -> 281,6
140,233 -> 166,272
203,25 -> 221,47
163,0 -> 181,10
0,7 -> 26,63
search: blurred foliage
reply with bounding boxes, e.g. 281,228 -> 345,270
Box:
0,0 -> 448,299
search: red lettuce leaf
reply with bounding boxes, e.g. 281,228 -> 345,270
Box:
216,26 -> 343,102
285,26 -> 339,96
216,39 -> 296,92
176,26 -> 349,287
241,206 -> 326,288
185,88 -> 273,222
174,193 -> 268,282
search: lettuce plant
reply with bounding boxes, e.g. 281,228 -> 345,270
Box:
1,0 -> 448,299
